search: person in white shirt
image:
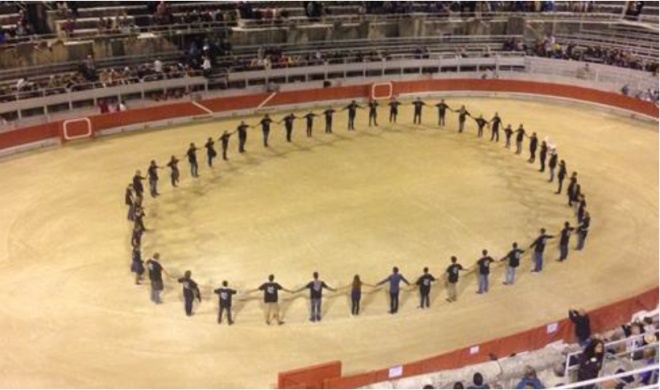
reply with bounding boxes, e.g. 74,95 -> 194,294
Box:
154,58 -> 163,73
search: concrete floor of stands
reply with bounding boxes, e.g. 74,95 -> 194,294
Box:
0,97 -> 657,388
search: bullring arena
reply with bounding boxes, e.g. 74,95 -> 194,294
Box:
0,2 -> 659,389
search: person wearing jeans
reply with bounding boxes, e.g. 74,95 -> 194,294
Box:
296,272 -> 335,322
377,267 -> 410,314
146,253 -> 167,304
576,212 -> 591,250
559,221 -> 575,261
186,142 -> 199,178
500,242 -> 524,285
476,250 -> 495,294
529,228 -> 554,272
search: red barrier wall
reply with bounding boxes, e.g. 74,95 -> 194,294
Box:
0,79 -> 656,153
278,361 -> 342,389
319,287 -> 659,389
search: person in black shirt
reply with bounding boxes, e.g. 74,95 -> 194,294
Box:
556,160 -> 567,194
130,242 -> 145,285
279,113 -> 298,141
412,97 -> 426,125
473,114 -> 490,138
214,280 -> 237,325
388,97 -> 401,123
146,253 -> 168,304
528,132 -> 538,163
435,99 -> 451,127
558,221 -> 575,262
415,267 -> 436,309
304,112 -> 318,137
576,194 -> 587,223
490,112 -> 502,142
186,142 -> 199,178
567,172 -> 578,206
147,160 -> 162,197
295,272 -> 336,322
218,130 -> 233,160
131,224 -> 143,248
250,274 -> 292,325
167,155 -> 180,187
504,124 -> 513,149
342,100 -> 362,131
323,109 -> 335,133
576,211 -> 590,250
205,137 -> 217,167
177,270 -> 201,316
132,170 -> 146,198
500,242 -> 524,285
133,203 -> 147,232
236,121 -> 249,153
515,125 -> 526,154
577,338 -> 604,384
538,141 -> 548,172
259,114 -> 274,147
368,99 -> 379,127
476,250 -> 496,294
125,184 -> 135,221
548,149 -> 558,182
530,228 -> 554,272
456,106 -> 471,133
571,184 -> 582,213
569,309 -> 592,346
445,256 -> 464,302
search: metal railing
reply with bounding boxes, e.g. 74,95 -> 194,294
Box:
557,363 -> 659,389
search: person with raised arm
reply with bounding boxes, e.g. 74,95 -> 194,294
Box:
376,266 -> 410,314
294,272 -> 336,322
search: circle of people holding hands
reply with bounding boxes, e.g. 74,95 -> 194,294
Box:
124,95 -> 592,325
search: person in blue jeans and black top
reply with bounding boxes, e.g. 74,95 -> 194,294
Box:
529,228 -> 554,273
558,221 -> 575,262
476,250 -> 496,294
500,242 -> 524,285
295,272 -> 336,322
415,267 -> 436,309
377,267 -> 410,314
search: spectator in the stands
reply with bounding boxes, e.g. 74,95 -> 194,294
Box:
202,56 -> 212,77
117,101 -> 127,112
98,98 -> 109,114
16,77 -> 31,92
453,382 -> 465,389
154,58 -> 163,74
569,309 -> 592,346
577,338 -> 605,387
62,17 -> 76,37
515,366 -> 544,389
639,348 -> 659,385
467,372 -> 489,389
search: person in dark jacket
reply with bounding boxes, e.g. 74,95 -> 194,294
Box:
569,308 -> 592,346
577,338 -> 604,387
178,270 -> 201,316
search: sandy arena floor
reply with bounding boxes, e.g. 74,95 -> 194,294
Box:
0,97 -> 657,388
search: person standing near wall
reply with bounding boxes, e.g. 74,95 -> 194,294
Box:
445,256 -> 465,302
568,309 -> 592,346
376,266 -> 410,314
295,271 -> 336,322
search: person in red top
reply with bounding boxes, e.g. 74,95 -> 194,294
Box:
98,99 -> 109,114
